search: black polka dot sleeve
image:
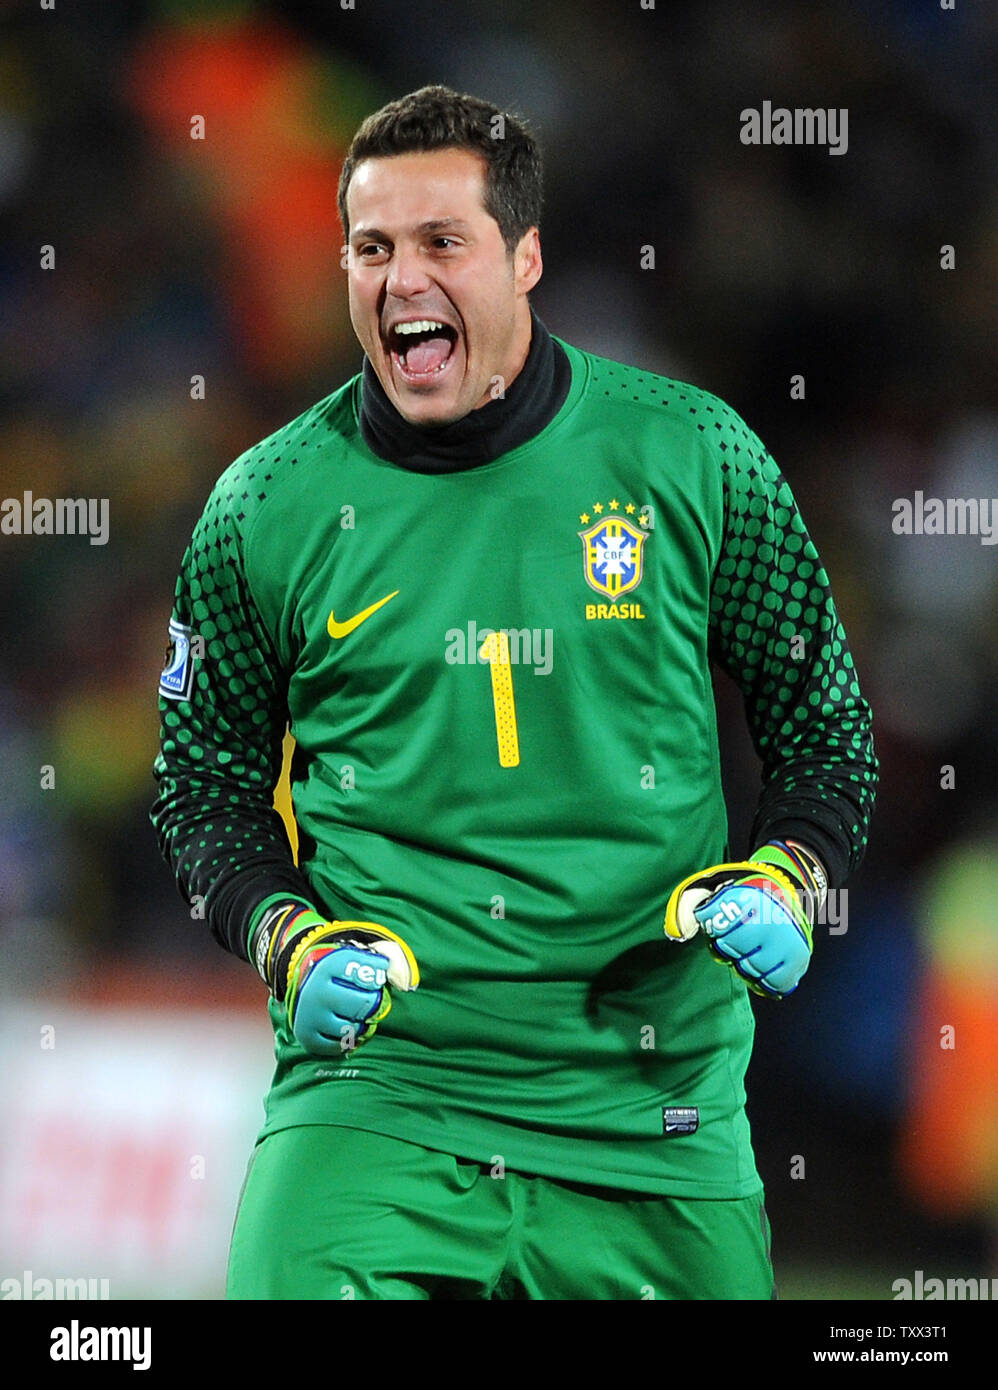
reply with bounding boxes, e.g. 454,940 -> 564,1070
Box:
150,468 -> 315,962
707,416 -> 878,889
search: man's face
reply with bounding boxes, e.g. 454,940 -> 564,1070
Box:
345,147 -> 542,426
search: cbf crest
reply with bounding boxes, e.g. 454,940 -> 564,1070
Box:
578,507 -> 649,599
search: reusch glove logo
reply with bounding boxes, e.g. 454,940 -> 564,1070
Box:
343,958 -> 388,988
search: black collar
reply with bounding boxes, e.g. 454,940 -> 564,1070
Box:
359,309 -> 571,473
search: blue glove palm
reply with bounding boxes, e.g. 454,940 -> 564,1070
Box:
693,877 -> 811,998
290,942 -> 395,1056
664,844 -> 820,999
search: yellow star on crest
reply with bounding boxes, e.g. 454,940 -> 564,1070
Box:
593,502 -> 604,515
609,498 -> 619,511
579,512 -> 590,524
625,502 -> 636,514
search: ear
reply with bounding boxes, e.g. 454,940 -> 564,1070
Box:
513,227 -> 543,296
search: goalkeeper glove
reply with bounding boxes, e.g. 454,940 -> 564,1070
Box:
663,840 -> 826,999
250,903 -> 419,1056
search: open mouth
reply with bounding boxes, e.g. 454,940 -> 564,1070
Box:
388,319 -> 460,384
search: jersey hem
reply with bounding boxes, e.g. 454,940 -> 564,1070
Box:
254,1104 -> 764,1200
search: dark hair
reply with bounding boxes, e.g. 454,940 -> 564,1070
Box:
338,85 -> 542,255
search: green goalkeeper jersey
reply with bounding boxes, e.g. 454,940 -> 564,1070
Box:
152,335 -> 876,1197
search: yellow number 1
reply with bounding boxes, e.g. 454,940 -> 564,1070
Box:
478,630 -> 520,768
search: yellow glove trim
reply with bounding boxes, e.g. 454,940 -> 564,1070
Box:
284,920 -> 420,994
283,922 -> 342,993
664,860 -> 798,941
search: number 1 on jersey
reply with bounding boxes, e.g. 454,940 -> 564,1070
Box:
479,630 -> 520,768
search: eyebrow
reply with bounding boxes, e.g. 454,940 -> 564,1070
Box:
350,218 -> 472,243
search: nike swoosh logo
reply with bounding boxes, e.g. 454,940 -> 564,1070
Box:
327,590 -> 399,639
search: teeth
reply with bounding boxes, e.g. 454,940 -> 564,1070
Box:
393,319 -> 446,336
403,358 -> 451,375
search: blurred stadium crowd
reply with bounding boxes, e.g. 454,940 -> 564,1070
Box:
1,0 -> 996,1285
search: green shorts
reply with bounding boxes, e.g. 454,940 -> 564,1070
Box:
226,1125 -> 774,1300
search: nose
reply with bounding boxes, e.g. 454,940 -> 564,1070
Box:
385,242 -> 433,299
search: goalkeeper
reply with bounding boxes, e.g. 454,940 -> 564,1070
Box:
151,85 -> 877,1300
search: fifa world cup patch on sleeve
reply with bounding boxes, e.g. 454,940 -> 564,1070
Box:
662,1106 -> 699,1137
159,618 -> 195,701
